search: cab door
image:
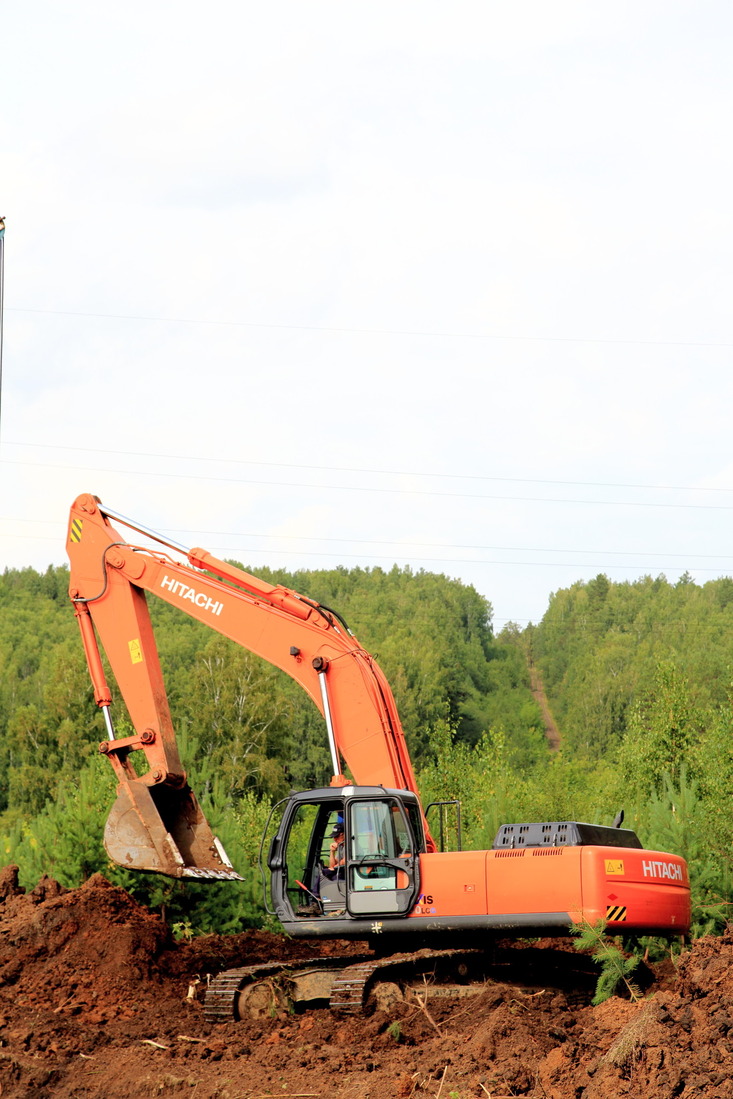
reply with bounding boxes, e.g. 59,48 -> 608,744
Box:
345,797 -> 420,917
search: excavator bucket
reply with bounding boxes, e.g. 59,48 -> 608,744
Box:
104,780 -> 243,881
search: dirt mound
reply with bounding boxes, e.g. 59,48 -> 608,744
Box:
1,865 -> 732,1098
0,868 -> 167,992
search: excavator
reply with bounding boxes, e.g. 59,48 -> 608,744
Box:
66,493 -> 691,1016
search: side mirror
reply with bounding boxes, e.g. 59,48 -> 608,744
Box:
268,835 -> 282,870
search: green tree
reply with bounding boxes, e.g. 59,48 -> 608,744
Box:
185,636 -> 291,799
617,662 -> 700,799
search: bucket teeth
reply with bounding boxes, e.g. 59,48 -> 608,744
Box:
182,867 -> 244,881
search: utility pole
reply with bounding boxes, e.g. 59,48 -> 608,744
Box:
0,217 -> 5,439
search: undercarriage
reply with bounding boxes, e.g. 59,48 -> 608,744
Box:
204,940 -> 618,1021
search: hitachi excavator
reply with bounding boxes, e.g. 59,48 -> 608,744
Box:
66,493 -> 690,1015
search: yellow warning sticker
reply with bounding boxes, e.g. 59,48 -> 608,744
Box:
70,518 -> 83,543
606,905 -> 627,922
129,639 -> 143,665
605,859 -> 625,876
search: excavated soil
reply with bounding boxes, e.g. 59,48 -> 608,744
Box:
0,864 -> 729,1098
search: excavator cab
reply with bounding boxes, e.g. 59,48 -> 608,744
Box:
268,787 -> 423,929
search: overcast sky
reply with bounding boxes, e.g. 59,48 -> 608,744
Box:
2,2 -> 733,629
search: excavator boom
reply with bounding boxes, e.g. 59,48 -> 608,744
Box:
67,493 -> 434,878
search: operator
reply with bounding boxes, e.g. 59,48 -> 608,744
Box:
323,821 -> 346,879
297,821 -> 346,916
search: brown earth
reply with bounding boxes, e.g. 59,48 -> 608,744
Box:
0,864 -> 730,1099
527,658 -> 561,752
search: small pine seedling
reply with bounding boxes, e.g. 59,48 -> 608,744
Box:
572,918 -> 642,1005
386,1020 -> 402,1042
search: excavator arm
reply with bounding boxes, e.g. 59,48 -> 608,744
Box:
67,493 -> 434,879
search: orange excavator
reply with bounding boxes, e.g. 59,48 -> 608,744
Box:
67,494 -> 690,1012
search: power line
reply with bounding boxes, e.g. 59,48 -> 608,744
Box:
4,457 -> 733,512
4,439 -> 733,496
7,305 -> 733,349
167,534 -> 733,560
0,528 -> 723,575
184,550 -> 728,574
3,514 -> 732,562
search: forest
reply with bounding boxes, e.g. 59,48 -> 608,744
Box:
1,562 -> 732,941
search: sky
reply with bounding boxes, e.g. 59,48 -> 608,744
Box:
2,2 -> 733,630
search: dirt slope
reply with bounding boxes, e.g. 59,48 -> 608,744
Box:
0,865 -> 729,1099
527,656 -> 561,751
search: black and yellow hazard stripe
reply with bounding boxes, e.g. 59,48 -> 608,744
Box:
70,518 -> 83,543
605,905 -> 627,922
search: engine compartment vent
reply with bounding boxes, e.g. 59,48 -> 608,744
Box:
492,821 -> 643,850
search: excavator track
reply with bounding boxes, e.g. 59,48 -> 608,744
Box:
203,942 -> 636,1023
329,961 -> 383,1012
204,968 -> 252,1023
328,948 -> 483,1012
204,957 -> 371,1023
204,947 -> 526,1021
